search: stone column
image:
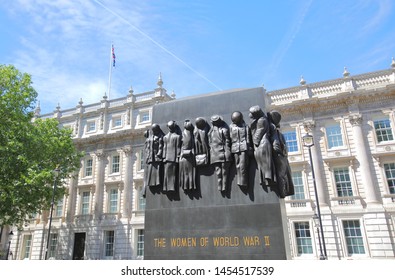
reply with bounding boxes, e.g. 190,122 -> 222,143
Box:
66,175 -> 77,223
303,121 -> 327,206
349,114 -> 379,204
122,146 -> 133,218
94,150 -> 106,219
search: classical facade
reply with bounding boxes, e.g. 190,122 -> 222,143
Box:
270,66 -> 395,259
2,65 -> 395,260
2,75 -> 173,260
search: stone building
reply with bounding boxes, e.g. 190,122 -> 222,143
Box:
271,66 -> 395,259
2,74 -> 173,260
2,64 -> 395,260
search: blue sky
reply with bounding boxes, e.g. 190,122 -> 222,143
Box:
1,0 -> 394,114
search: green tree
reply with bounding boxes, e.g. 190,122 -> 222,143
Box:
0,64 -> 83,227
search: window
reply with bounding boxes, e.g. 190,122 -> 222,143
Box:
137,229 -> 144,257
55,198 -> 63,217
108,189 -> 118,213
81,191 -> 90,215
291,171 -> 305,200
48,233 -> 58,259
374,119 -> 394,142
138,188 -> 146,211
140,111 -> 150,123
113,116 -> 122,128
84,158 -> 93,177
87,121 -> 96,132
104,230 -> 115,257
326,124 -> 343,149
29,212 -> 38,220
139,150 -> 145,171
111,154 -> 120,174
343,220 -> 365,255
22,235 -> 32,259
334,167 -> 353,197
283,131 -> 298,152
384,163 -> 395,194
294,222 -> 313,255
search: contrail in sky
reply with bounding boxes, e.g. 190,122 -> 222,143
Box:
266,0 -> 313,82
92,0 -> 223,91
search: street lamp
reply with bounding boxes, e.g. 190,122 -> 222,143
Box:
45,167 -> 60,260
313,213 -> 325,260
6,231 -> 14,260
302,133 -> 327,260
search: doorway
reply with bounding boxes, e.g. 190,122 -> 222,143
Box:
72,232 -> 86,260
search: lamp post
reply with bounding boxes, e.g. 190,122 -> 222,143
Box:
6,231 -> 14,260
45,167 -> 60,260
313,213 -> 325,260
302,133 -> 327,260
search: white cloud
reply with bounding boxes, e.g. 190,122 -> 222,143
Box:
4,0 -> 220,113
6,1 -> 150,111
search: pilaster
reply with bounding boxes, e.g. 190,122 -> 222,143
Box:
348,113 -> 379,204
94,150 -> 106,219
122,146 -> 133,218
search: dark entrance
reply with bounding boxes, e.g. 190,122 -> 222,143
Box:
72,232 -> 86,260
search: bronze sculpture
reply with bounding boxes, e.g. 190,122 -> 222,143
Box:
145,123 -> 164,188
144,105 -> 294,199
194,117 -> 210,166
208,115 -> 232,191
249,105 -> 275,186
163,120 -> 182,192
179,119 -> 196,190
230,111 -> 252,187
268,111 -> 295,197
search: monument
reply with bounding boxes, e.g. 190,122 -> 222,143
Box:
143,88 -> 293,259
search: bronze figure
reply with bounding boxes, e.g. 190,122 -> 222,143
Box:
163,120 -> 182,192
179,119 -> 196,190
208,115 -> 232,191
230,111 -> 252,187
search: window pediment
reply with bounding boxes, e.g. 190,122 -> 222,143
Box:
323,155 -> 356,170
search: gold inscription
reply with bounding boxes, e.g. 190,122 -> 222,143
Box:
200,237 -> 209,247
212,236 -> 239,247
170,237 -> 197,247
243,236 -> 261,246
154,235 -> 271,248
264,235 -> 270,246
154,238 -> 166,247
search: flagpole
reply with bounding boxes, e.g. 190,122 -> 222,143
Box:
107,43 -> 114,100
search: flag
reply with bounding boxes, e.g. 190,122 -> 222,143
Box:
112,44 -> 116,67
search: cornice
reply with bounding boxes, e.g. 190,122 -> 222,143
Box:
73,127 -> 147,145
268,68 -> 395,110
269,87 -> 395,114
39,89 -> 173,120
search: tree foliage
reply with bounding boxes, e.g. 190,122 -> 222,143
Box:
0,65 -> 83,227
